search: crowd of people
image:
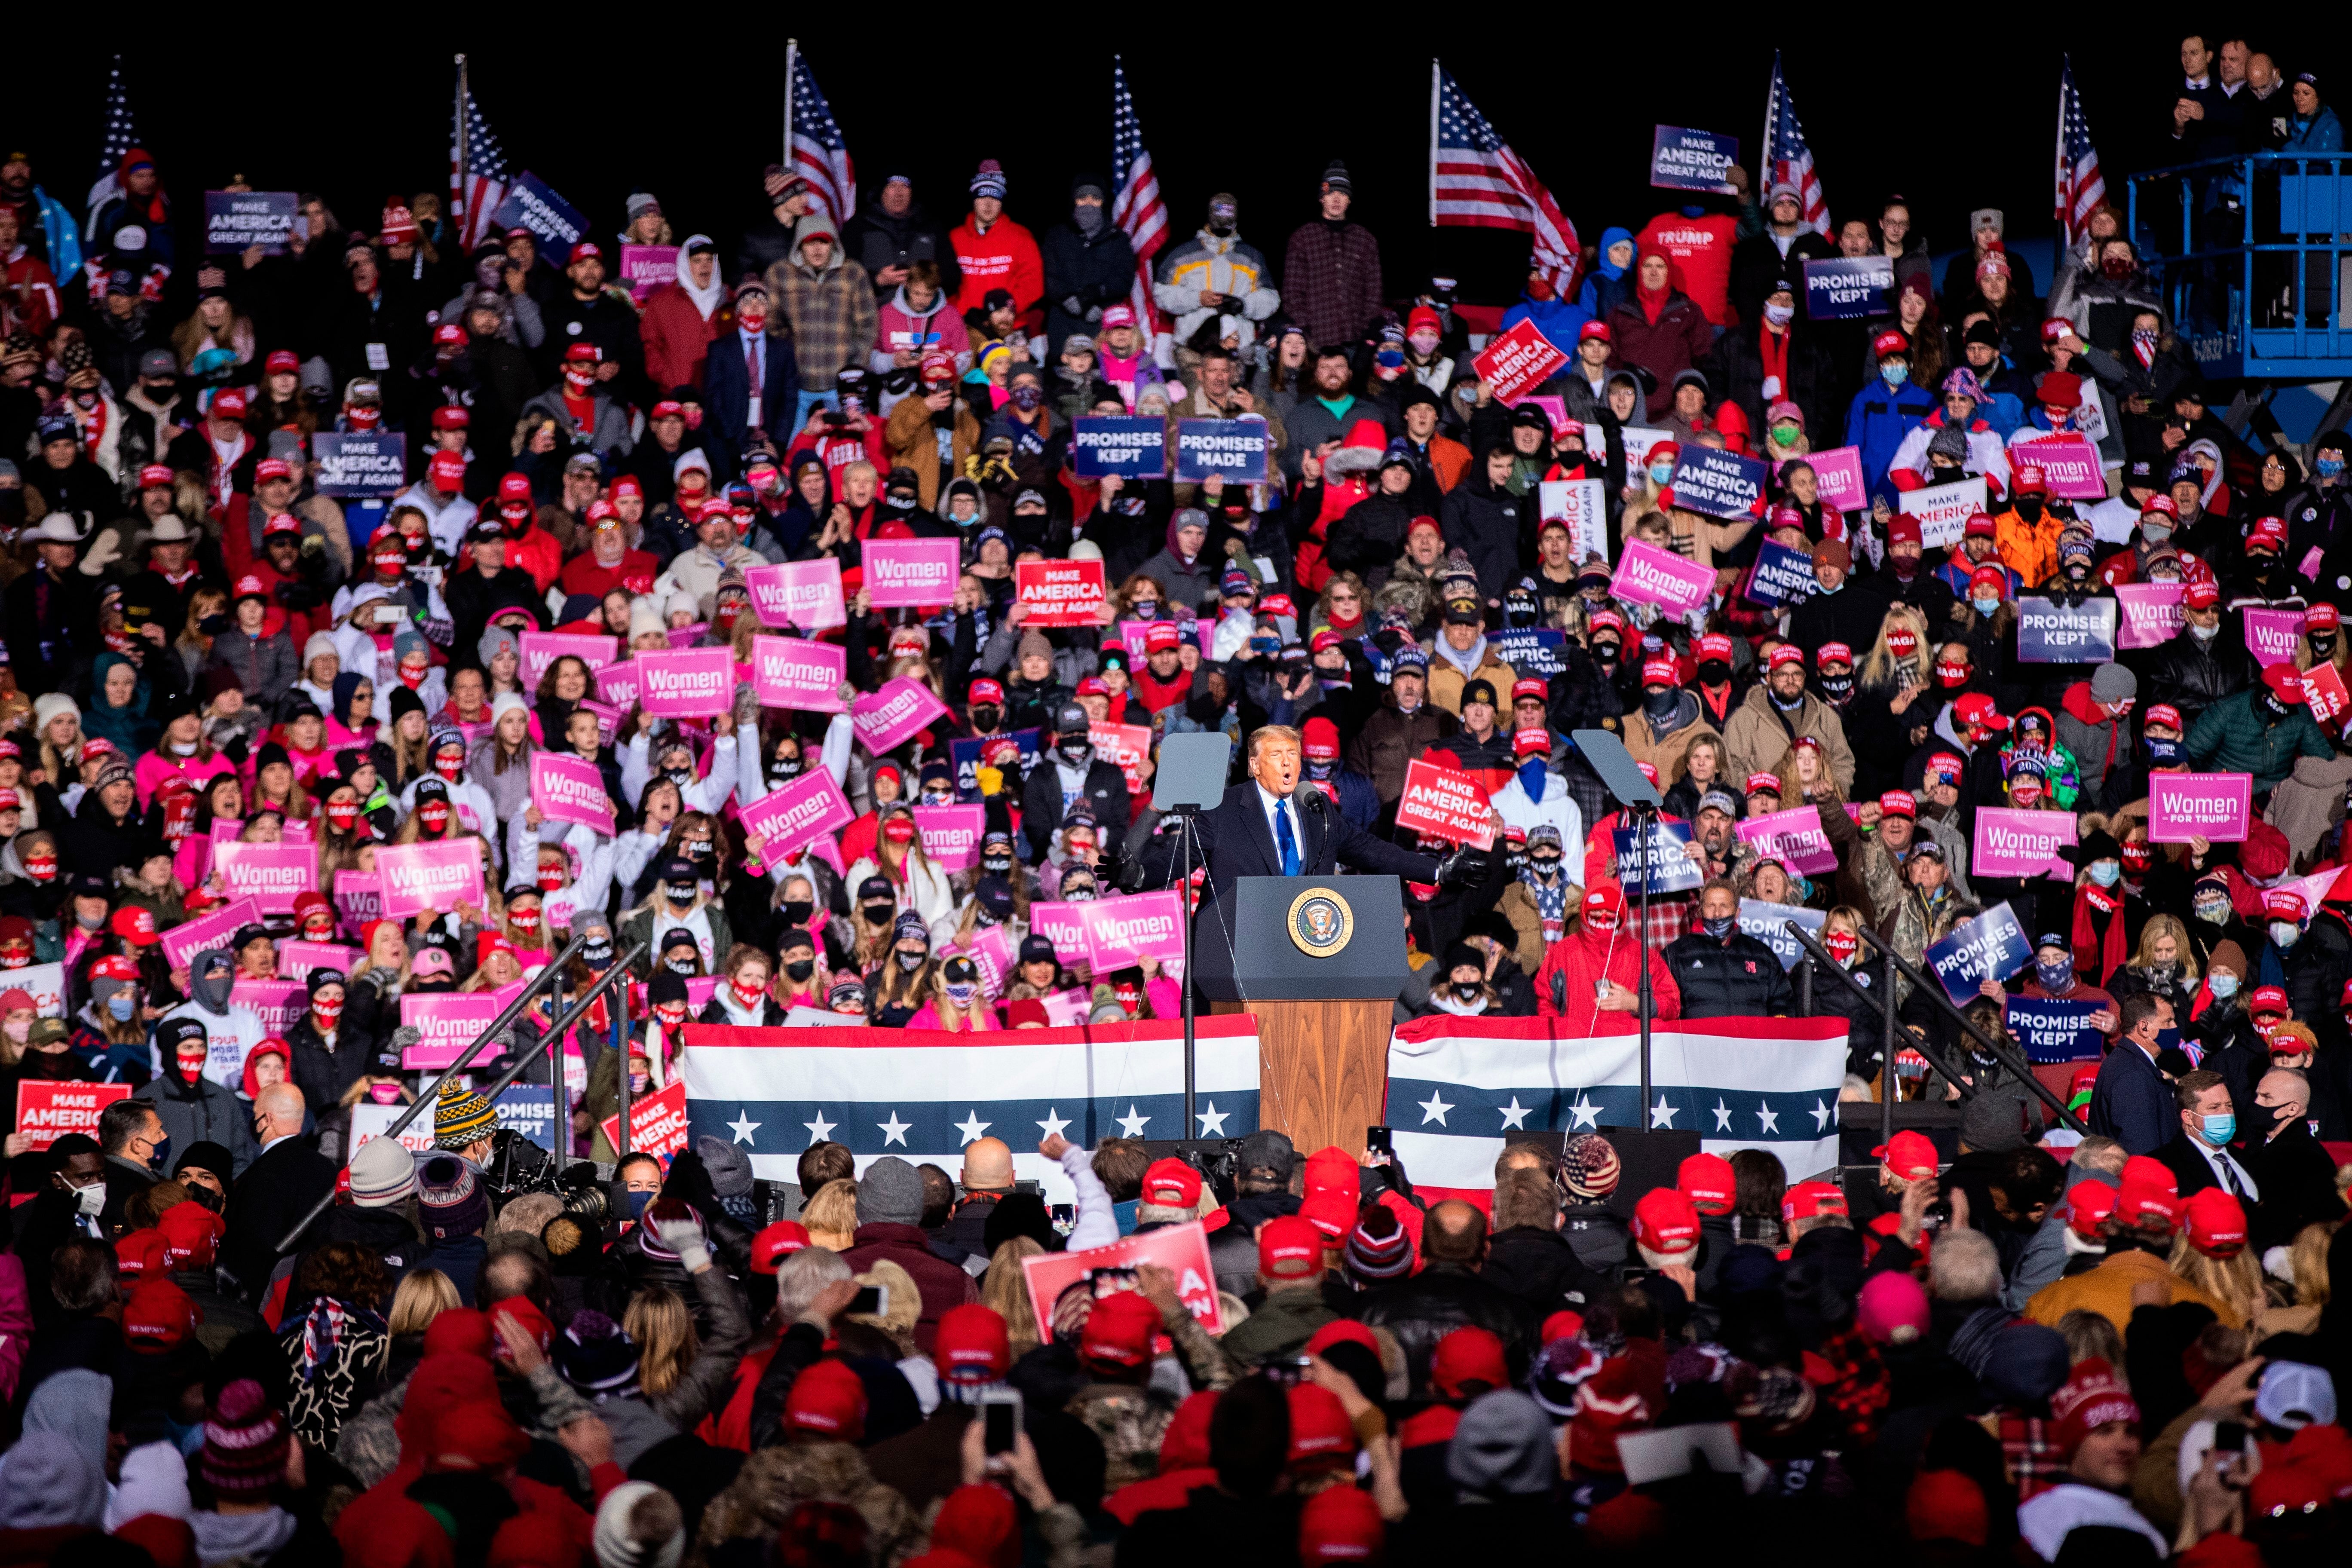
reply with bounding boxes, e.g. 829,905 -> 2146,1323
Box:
0,29 -> 2347,1568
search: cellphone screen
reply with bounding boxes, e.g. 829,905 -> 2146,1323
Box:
848,1285 -> 885,1317
984,1400 -> 1017,1455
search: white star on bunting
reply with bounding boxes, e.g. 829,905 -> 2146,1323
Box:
802,1111 -> 835,1144
727,1111 -> 761,1145
1497,1096 -> 1531,1131
877,1111 -> 911,1147
1036,1108 -> 1071,1140
1418,1091 -> 1454,1127
953,1110 -> 992,1144
1116,1105 -> 1151,1137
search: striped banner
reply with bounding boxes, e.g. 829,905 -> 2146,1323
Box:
1385,1015 -> 1848,1201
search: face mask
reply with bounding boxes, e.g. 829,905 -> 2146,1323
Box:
313,998 -> 343,1028
2016,499 -> 2043,523
2200,1113 -> 2235,1146
1449,980 -> 1482,1003
107,992 -> 137,1021
1648,461 -> 1675,485
1763,303 -> 1795,328
1058,741 -> 1090,766
663,766 -> 693,790
946,980 -> 980,1007
1824,929 -> 1859,965
538,866 -> 567,891
882,819 -> 917,847
1130,600 -> 1158,621
2121,844 -> 2151,875
732,976 -> 766,1008
1770,687 -> 1804,712
1063,882 -> 1098,903
2036,956 -> 2073,990
2190,621 -> 2219,642
76,908 -> 104,930
2194,896 -> 2230,925
419,802 -> 450,836
327,802 -> 358,831
2141,521 -> 2171,545
781,897 -> 814,926
666,954 -> 697,975
0,1020 -> 24,1045
436,753 -> 464,780
2209,972 -> 2239,999
1701,914 -> 1735,939
1936,660 -> 1971,687
1528,852 -> 1562,878
146,1133 -> 170,1172
862,901 -> 895,926
76,1182 -> 104,1216
24,855 -> 53,883
2317,456 -> 2345,479
2271,921 -> 2302,949
1643,688 -> 1678,719
1880,363 -> 1908,388
1972,596 -> 2000,616
664,880 -> 698,906
1009,384 -> 1043,412
784,957 -> 815,982
1592,642 -> 1620,668
896,950 -> 925,972
769,754 -> 803,784
1819,673 -> 1854,700
626,1190 -> 654,1222
2089,860 -> 2121,887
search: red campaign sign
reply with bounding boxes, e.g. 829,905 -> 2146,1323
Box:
1090,723 -> 1153,793
750,635 -> 848,711
600,1080 -> 690,1162
634,647 -> 736,717
2305,661 -> 2351,725
1470,318 -> 1568,405
862,538 -> 962,609
14,1081 -> 131,1152
1015,560 -> 1108,627
739,770 -> 855,861
520,631 -> 618,689
161,897 -> 264,971
1393,758 -> 1496,848
1022,1220 -> 1223,1337
531,752 -> 617,834
745,559 -> 847,630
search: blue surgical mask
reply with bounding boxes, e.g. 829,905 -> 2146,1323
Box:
2209,973 -> 2239,999
1972,596 -> 2000,616
2200,1112 -> 2236,1145
2318,456 -> 2345,479
2089,860 -> 2121,887
1880,363 -> 1908,389
1648,462 -> 1675,485
107,992 -> 135,1021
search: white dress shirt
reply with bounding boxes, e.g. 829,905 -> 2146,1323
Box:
2188,1135 -> 2260,1200
1256,781 -> 1301,867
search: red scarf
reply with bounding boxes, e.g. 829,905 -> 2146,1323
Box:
2071,884 -> 2129,986
1757,328 -> 1790,398
1635,255 -> 1672,325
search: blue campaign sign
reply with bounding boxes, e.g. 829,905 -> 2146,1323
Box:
1670,447 -> 1768,522
1803,257 -> 1896,321
1925,900 -> 2032,1005
1650,127 -> 1741,194
1739,899 -> 1826,970
1744,539 -> 1819,608
949,728 -> 1039,803
2005,998 -> 2107,1065
1072,417 -> 1167,479
1172,419 -> 1269,483
1611,819 -> 1705,897
1490,628 -> 1565,677
2015,596 -> 2118,663
493,171 -> 590,253
313,432 -> 407,498
203,190 -> 298,254
494,1087 -> 559,1150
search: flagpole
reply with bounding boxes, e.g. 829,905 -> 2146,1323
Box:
1760,54 -> 1777,196
784,39 -> 798,175
453,55 -> 469,247
2055,59 -> 2070,244
1429,60 -> 1440,227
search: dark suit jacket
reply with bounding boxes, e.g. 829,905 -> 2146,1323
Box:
1162,780 -> 1439,910
2152,1130 -> 2258,1203
2087,1041 -> 2174,1157
1020,756 -> 1131,863
2248,1120 -> 2349,1248
703,328 -> 801,472
220,1136 -> 339,1302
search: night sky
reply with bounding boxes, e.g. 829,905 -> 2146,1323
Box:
7,20 -> 2337,301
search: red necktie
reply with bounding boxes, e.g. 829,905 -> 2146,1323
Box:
746,338 -> 762,397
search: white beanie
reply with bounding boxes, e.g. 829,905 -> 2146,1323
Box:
31,692 -> 78,738
628,596 -> 665,641
103,1442 -> 192,1531
491,692 -> 531,724
303,632 -> 340,667
593,1481 -> 684,1568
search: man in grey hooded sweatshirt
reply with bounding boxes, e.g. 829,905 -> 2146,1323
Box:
159,947 -> 268,1098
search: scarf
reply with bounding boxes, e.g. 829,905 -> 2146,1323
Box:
1433,633 -> 1487,679
1758,327 -> 1790,399
1520,863 -> 1569,932
2070,884 -> 2129,986
294,1297 -> 385,1385
675,233 -> 726,319
1635,253 -> 1672,325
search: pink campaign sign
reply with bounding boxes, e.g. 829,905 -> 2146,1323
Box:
1971,807 -> 2079,879
852,677 -> 950,753
580,698 -> 625,747
665,623 -> 709,649
531,753 -> 616,833
231,977 -> 308,1036
1611,539 -> 1715,614
332,872 -> 382,938
745,560 -> 847,630
750,635 -> 848,711
2149,772 -> 2253,843
211,841 -> 316,916
862,538 -> 961,608
962,923 -> 1014,996
400,991 -> 508,1070
2243,607 -> 2307,668
1733,807 -> 1837,875
738,771 -> 854,860
913,804 -> 985,873
376,840 -> 487,918
162,897 -> 264,972
278,940 -> 360,983
1026,902 -> 1090,963
2114,583 -> 2184,649
1804,446 -> 1869,514
2011,435 -> 2107,500
1080,891 -> 1186,970
594,661 -> 643,712
635,647 -> 736,717
1117,619 -> 1205,661
521,631 -> 618,688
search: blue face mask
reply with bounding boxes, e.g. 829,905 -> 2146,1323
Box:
2200,1112 -> 2235,1145
2318,456 -> 2345,479
626,1190 -> 654,1221
1517,758 -> 1549,801
147,1133 -> 171,1172
1648,462 -> 1675,485
2209,973 -> 2239,999
107,992 -> 135,1021
2036,956 -> 2073,990
2089,860 -> 2121,887
1701,914 -> 1735,939
1880,363 -> 1908,389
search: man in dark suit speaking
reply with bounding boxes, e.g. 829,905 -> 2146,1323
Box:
1138,723 -> 1482,910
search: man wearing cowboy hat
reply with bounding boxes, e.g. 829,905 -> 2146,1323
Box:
123,509 -> 220,642
2,509 -> 97,690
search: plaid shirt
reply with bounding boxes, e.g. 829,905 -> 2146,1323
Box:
766,254 -> 877,393
1993,1410 -> 2069,1500
1280,220 -> 1384,349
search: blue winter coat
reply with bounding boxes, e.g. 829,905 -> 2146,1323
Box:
2285,107 -> 2345,153
1498,292 -> 1592,352
1845,376 -> 1937,502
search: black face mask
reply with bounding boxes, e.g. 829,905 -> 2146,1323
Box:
1818,673 -> 1854,701
1697,659 -> 1731,684
781,898 -> 814,925
1528,852 -> 1562,877
970,704 -> 1001,732
784,957 -> 816,982
1058,741 -> 1090,767
2264,690 -> 2295,718
770,756 -> 802,782
1643,688 -> 1679,720
1452,981 -> 1482,1000
663,767 -> 692,790
184,1182 -> 225,1213
664,880 -> 697,906
862,901 -> 895,925
665,954 -> 697,975
199,612 -> 231,637
682,838 -> 714,862
2313,634 -> 2338,656
982,853 -> 1014,875
2016,499 -> 2043,523
1592,641 -> 1620,668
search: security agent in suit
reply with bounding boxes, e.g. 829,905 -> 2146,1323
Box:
1136,723 -> 1485,911
1021,701 -> 1132,863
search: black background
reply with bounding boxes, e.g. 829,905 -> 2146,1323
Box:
6,19 -> 2335,302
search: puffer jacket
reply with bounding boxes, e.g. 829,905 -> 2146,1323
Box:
2184,689 -> 2335,791
2054,680 -> 2130,800
1660,931 -> 1795,1018
1152,227 -> 1280,352
2145,627 -> 2255,725
1438,469 -> 1525,605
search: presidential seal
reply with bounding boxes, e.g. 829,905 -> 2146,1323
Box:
1286,886 -> 1353,958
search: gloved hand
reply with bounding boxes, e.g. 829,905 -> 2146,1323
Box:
1434,847 -> 1491,888
652,1211 -> 712,1274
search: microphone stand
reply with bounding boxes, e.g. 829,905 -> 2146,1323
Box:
1167,804 -> 1204,1133
1630,800 -> 1655,1112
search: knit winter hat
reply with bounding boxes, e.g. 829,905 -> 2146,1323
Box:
434,1079 -> 498,1150
553,1308 -> 643,1395
417,1154 -> 490,1240
1557,1133 -> 1622,1201
349,1134 -> 418,1207
1341,1204 -> 1413,1281
593,1482 -> 686,1568
200,1379 -> 289,1498
2052,1358 -> 2140,1455
696,1135 -> 753,1197
857,1156 -> 925,1226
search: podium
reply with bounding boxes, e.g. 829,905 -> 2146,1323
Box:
1191,876 -> 1409,1157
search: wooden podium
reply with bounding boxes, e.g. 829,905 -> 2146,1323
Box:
1191,877 -> 1409,1157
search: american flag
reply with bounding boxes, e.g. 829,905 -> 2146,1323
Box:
2055,57 -> 2107,245
451,70 -> 511,251
1760,54 -> 1830,239
82,55 -> 141,242
787,50 -> 856,223
1430,65 -> 1580,297
1110,58 -> 1168,334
